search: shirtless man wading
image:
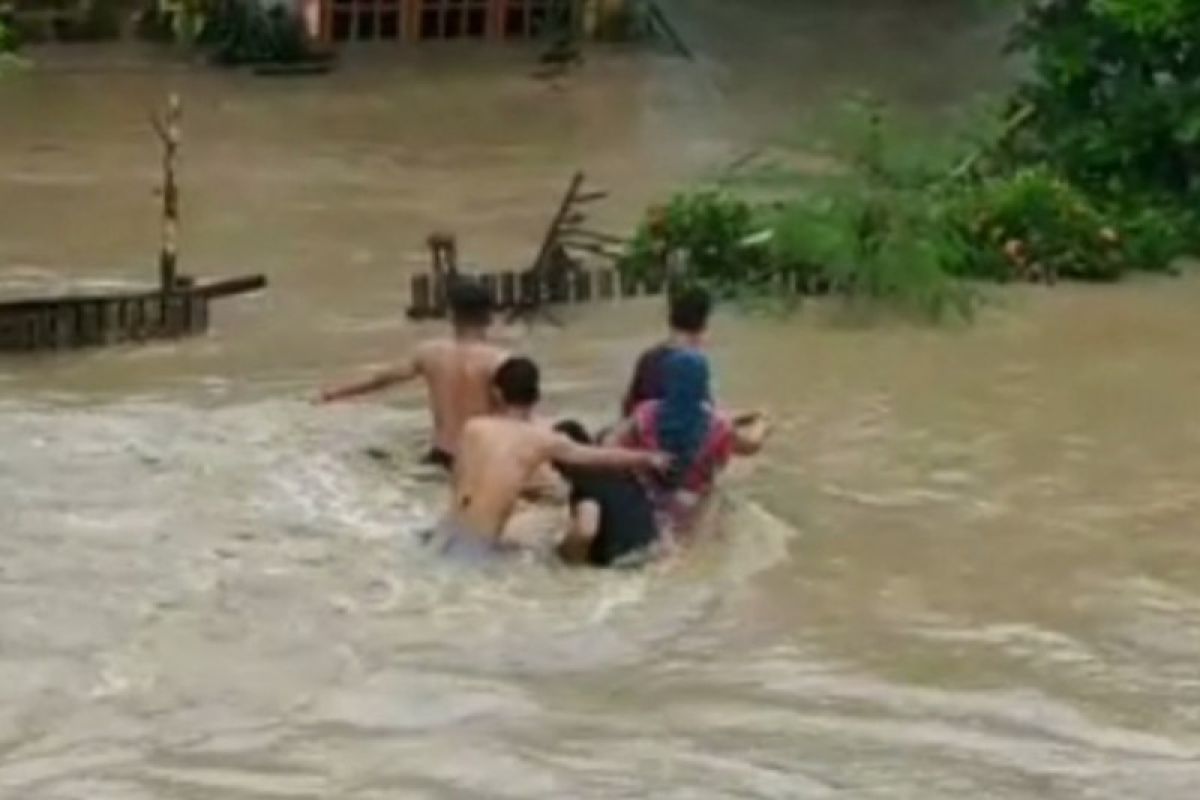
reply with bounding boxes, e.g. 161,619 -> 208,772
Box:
318,281 -> 507,470
437,357 -> 669,561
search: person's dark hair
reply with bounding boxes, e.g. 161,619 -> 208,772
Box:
554,419 -> 592,445
668,285 -> 712,334
492,356 -> 540,407
448,279 -> 492,328
552,419 -> 591,481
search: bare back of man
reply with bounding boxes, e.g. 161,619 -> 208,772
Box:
416,339 -> 508,456
451,416 -> 559,539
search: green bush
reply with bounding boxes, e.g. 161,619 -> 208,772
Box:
1114,202 -> 1197,274
941,167 -> 1125,282
768,182 -> 976,321
942,167 -> 1198,280
621,191 -> 769,289
0,17 -> 18,53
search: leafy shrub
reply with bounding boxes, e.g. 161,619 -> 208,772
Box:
0,17 -> 17,54
621,191 -> 769,289
1114,202 -> 1197,274
769,182 -> 976,321
942,166 -> 1198,280
941,167 -> 1125,282
0,14 -> 32,73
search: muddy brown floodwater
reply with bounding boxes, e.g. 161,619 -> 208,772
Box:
2,2 -> 1199,798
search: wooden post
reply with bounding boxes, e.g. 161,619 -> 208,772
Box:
23,313 -> 40,351
410,274 -> 432,318
427,232 -> 459,283
499,271 -> 517,308
620,271 -> 641,298
518,271 -> 540,308
575,269 -> 593,303
80,301 -> 101,344
479,273 -> 498,307
153,94 -> 183,293
192,295 -> 209,333
597,268 -> 615,299
103,299 -> 120,343
547,258 -> 570,303
431,273 -> 448,317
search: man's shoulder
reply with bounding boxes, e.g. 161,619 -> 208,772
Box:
414,337 -> 453,358
481,343 -> 510,366
419,338 -> 507,364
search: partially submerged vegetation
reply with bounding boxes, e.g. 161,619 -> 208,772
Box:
0,12 -> 30,74
622,0 -> 1200,321
0,15 -> 16,53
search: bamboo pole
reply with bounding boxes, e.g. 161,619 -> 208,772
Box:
152,94 -> 182,292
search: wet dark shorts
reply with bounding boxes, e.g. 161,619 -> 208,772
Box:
423,447 -> 455,471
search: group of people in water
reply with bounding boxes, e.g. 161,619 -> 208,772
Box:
318,281 -> 771,567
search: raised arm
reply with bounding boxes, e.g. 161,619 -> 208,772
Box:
318,356 -> 420,403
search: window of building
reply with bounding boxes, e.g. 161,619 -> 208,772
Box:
418,0 -> 491,40
329,0 -> 407,41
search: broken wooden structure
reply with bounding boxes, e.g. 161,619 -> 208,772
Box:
0,94 -> 267,353
406,170 -> 665,322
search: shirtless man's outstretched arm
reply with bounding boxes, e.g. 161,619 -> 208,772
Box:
318,354 -> 421,403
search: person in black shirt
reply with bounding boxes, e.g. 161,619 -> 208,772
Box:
553,420 -> 661,568
620,286 -> 713,417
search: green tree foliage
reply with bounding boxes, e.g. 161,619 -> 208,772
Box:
0,14 -> 32,74
942,167 -> 1124,281
1007,0 -> 1200,204
0,17 -> 18,54
198,0 -> 313,65
622,191 -> 769,288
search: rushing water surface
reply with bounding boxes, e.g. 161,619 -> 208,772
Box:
3,3 -> 1200,798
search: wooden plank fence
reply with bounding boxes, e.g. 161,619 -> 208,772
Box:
407,170 -> 646,321
0,276 -> 264,352
407,266 -> 665,320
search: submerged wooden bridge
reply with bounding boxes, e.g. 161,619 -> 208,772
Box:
0,95 -> 267,354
